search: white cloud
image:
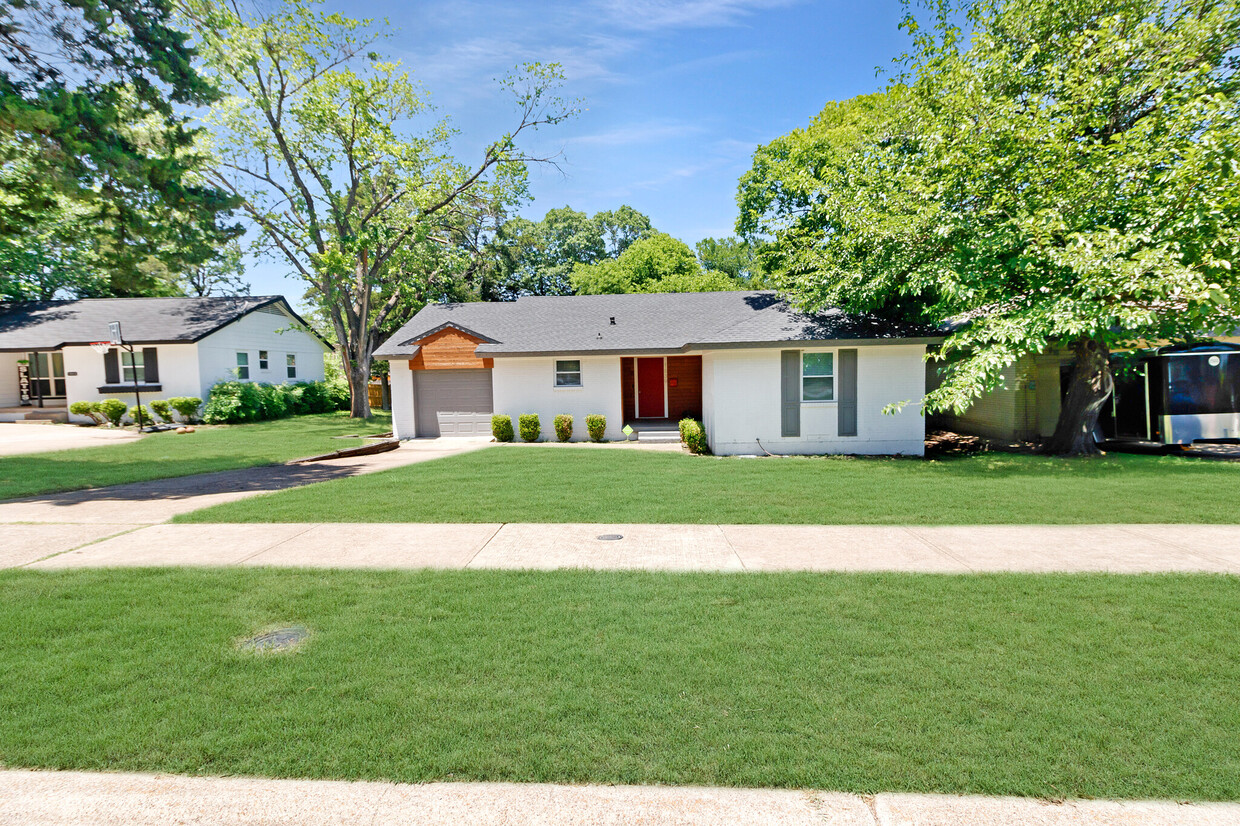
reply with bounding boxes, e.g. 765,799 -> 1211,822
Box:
566,121 -> 706,147
593,0 -> 802,30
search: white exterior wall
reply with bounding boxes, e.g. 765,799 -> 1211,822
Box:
197,307 -> 327,394
492,356 -> 624,441
390,362 -> 416,439
705,344 -> 927,456
63,343 -> 202,423
0,352 -> 23,407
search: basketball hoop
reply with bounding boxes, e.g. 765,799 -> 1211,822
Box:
89,341 -> 111,354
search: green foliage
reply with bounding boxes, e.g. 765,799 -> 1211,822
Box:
68,401 -> 104,425
204,380 -> 345,424
486,205 -> 654,299
128,404 -> 154,427
256,384 -> 291,420
585,414 -> 607,442
148,400 -> 174,424
518,413 -> 541,442
553,414 -> 573,442
678,418 -> 709,454
738,0 -> 1240,447
96,399 -> 127,427
571,232 -> 741,295
0,0 -> 241,295
289,382 -> 334,415
491,415 -> 514,442
203,382 -> 264,425
696,237 -> 766,286
167,397 -> 203,423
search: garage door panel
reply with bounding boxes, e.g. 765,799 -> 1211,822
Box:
414,370 -> 493,438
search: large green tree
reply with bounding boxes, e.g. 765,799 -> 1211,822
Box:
0,0 -> 239,292
739,0 -> 1240,455
185,0 -> 573,417
571,231 -> 741,294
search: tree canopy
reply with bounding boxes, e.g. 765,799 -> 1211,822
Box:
739,0 -> 1240,454
571,231 -> 742,294
0,0 -> 240,298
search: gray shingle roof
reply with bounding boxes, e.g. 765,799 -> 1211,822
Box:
0,296 -> 308,352
374,291 -> 941,359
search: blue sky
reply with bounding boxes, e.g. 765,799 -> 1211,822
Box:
243,0 -> 911,300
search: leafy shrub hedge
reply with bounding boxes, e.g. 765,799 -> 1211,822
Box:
149,399 -> 175,423
518,413 -> 541,442
167,397 -> 202,423
679,418 -> 709,454
69,401 -> 105,425
97,399 -> 127,427
553,414 -> 573,442
492,415 -> 514,442
129,404 -> 154,427
203,380 -> 347,424
585,414 -> 606,442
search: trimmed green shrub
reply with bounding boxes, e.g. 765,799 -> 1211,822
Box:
203,381 -> 264,424
553,414 -> 573,442
679,418 -> 709,455
97,399 -> 127,427
149,399 -> 175,423
128,404 -> 154,427
585,414 -> 606,442
69,401 -> 105,425
518,413 -> 541,442
256,383 -> 291,419
290,381 -> 328,414
491,415 -> 514,442
325,378 -> 350,411
167,397 -> 202,423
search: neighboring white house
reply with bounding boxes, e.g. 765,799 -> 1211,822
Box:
374,291 -> 942,456
0,295 -> 329,423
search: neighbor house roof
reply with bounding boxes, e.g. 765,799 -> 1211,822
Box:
374,291 -> 941,359
0,295 -> 326,352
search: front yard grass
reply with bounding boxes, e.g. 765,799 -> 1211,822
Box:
0,567 -> 1236,799
178,444 -> 1240,524
0,412 -> 391,501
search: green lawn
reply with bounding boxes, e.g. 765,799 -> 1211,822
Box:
0,568 -> 1236,799
0,412 -> 391,500
178,445 -> 1240,524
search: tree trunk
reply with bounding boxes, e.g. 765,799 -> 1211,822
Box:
347,357 -> 372,419
1044,337 -> 1113,456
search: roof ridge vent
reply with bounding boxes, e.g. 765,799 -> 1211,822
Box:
609,316 -> 616,325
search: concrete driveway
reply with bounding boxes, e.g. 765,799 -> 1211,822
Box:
0,422 -> 142,456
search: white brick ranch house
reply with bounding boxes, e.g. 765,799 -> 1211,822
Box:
374,291 -> 943,456
0,295 -> 329,423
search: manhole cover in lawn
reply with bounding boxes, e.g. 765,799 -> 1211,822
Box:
597,534 -> 623,541
238,625 -> 309,653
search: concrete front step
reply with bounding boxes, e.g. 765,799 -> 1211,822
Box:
637,432 -> 680,442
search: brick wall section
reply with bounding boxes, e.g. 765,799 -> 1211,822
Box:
666,355 -> 702,420
408,328 -> 493,370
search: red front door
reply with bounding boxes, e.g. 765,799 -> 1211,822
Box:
637,357 -> 665,418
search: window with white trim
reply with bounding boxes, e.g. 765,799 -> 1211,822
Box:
122,350 -> 145,383
259,350 -> 269,370
286,353 -> 297,379
236,352 -> 249,380
802,352 -> 834,401
554,359 -> 582,387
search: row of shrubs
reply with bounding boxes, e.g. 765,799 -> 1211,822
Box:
71,397 -> 202,427
491,413 -> 608,443
201,380 -> 349,424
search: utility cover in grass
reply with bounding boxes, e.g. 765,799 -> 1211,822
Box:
238,625 -> 309,653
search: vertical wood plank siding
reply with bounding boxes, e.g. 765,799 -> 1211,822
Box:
408,328 -> 493,370
621,357 -> 635,421
666,355 -> 702,420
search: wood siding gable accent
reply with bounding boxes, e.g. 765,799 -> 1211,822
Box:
781,349 -> 800,437
408,327 -> 494,370
837,348 -> 857,437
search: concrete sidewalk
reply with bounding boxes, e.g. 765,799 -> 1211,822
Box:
0,437 -> 490,526
1,769 -> 1235,825
12,521 -> 1240,573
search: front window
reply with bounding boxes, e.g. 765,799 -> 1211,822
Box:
122,350 -> 145,384
555,359 -> 582,387
286,353 -> 296,379
236,352 -> 249,380
259,350 -> 269,370
802,352 -> 834,402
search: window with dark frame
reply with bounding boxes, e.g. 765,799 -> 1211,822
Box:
286,353 -> 296,379
236,352 -> 249,380
801,352 -> 834,402
122,350 -> 146,384
259,350 -> 269,370
554,359 -> 582,387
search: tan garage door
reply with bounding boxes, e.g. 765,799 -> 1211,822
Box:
414,369 -> 493,437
